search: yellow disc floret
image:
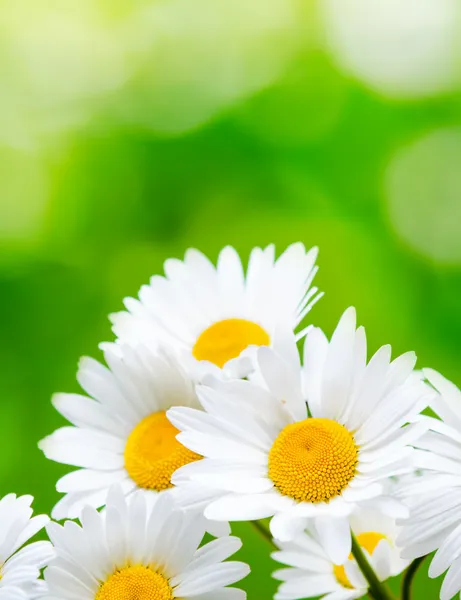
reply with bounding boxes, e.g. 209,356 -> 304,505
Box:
95,565 -> 172,600
268,418 -> 358,503
124,411 -> 201,491
192,318 -> 270,367
334,532 -> 388,589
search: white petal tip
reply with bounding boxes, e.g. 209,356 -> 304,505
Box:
37,437 -> 49,452
423,368 -> 441,385
342,306 -> 357,322
203,506 -> 228,522
428,564 -> 444,579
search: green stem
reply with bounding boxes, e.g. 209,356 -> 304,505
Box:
401,556 -> 427,600
351,533 -> 395,600
251,520 -> 278,550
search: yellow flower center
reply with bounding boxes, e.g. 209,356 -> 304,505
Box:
192,318 -> 270,367
357,532 -> 387,555
333,532 -> 387,589
95,565 -> 172,600
124,411 -> 201,491
268,418 -> 358,503
333,564 -> 353,589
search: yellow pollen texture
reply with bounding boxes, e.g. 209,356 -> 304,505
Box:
192,318 -> 270,367
334,532 -> 387,589
268,418 -> 358,503
95,565 -> 173,600
124,411 -> 201,491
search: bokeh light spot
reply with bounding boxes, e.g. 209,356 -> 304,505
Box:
386,128 -> 461,265
320,0 -> 461,98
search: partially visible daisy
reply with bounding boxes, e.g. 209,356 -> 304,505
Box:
0,493 -> 54,599
43,487 -> 249,600
108,243 -> 321,379
272,502 -> 408,600
273,529 -> 367,600
168,307 -> 431,564
39,343 -> 225,536
397,369 -> 461,600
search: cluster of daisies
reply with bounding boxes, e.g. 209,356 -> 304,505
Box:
6,243 -> 461,600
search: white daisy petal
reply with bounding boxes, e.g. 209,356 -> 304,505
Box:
39,427 -> 125,470
217,246 -> 245,314
192,387 -> 276,450
179,536 -> 243,576
271,550 -> 331,573
315,517 -> 351,565
77,355 -> 140,423
383,352 -> 417,396
344,560 -> 367,590
429,522 -> 461,578
398,372 -> 461,599
322,592 -> 364,600
400,534 -> 452,561
344,344 -> 391,431
320,307 -> 357,421
257,344 -> 306,423
270,512 -> 309,543
0,495 -> 52,599
52,393 -> 127,436
205,494 -> 276,521
424,368 -> 461,429
440,557 -> 461,600
189,590 -> 246,600
52,486 -> 133,521
271,326 -> 303,376
173,562 -> 250,597
370,540 -> 392,581
277,574 -> 338,598
302,327 -> 329,418
177,432 -> 267,465
56,469 -> 129,494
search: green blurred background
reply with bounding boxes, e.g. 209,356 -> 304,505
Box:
1,0 -> 461,597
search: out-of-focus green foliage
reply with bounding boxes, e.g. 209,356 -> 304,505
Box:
1,1 -> 460,598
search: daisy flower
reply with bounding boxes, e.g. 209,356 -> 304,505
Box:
39,343 -> 224,535
108,243 -> 321,379
43,486 -> 249,600
272,502 -> 409,600
0,493 -> 54,599
167,307 -> 431,564
397,369 -> 461,600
